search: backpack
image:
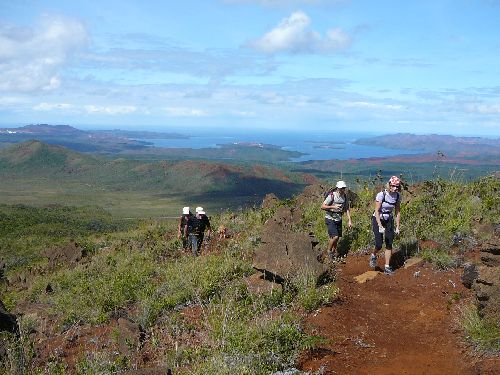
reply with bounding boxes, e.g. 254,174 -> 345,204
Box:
188,214 -> 207,234
323,188 -> 347,213
323,187 -> 336,200
378,190 -> 400,215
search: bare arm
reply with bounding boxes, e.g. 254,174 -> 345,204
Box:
394,201 -> 401,230
177,216 -> 183,238
346,208 -> 352,228
374,200 -> 383,228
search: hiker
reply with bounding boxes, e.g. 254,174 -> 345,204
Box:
321,180 -> 352,262
177,207 -> 192,250
369,176 -> 402,275
185,206 -> 211,256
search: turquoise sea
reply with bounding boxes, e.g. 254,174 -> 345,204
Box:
138,128 -> 419,162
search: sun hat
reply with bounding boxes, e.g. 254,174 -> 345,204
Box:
336,180 -> 347,189
389,176 -> 401,186
182,207 -> 190,215
196,206 -> 205,215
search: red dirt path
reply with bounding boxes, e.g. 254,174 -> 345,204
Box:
298,255 -> 500,375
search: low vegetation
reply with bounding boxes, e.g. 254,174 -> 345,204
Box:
461,305 -> 500,352
0,175 -> 498,373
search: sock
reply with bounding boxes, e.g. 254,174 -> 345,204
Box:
385,264 -> 390,268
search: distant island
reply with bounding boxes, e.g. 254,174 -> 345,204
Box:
354,133 -> 500,157
0,124 -> 305,162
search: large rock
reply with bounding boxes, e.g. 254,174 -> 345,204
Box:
461,262 -> 478,288
254,207 -> 327,285
45,240 -> 86,269
472,240 -> 500,322
261,193 -> 279,209
0,300 -> 18,334
472,266 -> 500,321
116,317 -> 144,355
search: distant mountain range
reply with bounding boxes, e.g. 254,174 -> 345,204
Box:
0,140 -> 316,201
0,124 -> 303,162
354,133 -> 500,157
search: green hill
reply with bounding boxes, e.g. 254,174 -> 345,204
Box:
0,141 -> 318,216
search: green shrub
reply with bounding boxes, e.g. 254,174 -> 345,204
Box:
292,272 -> 339,312
461,305 -> 500,352
419,247 -> 457,270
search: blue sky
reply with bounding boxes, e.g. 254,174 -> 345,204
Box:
0,0 -> 499,136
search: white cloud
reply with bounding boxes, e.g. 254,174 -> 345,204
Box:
230,110 -> 257,117
249,11 -> 351,54
32,102 -> 137,115
163,107 -> 209,117
33,102 -> 74,111
225,0 -> 347,5
464,103 -> 500,115
0,96 -> 29,106
84,105 -> 137,115
0,15 -> 88,92
343,101 -> 403,110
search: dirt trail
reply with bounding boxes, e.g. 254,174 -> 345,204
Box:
298,254 -> 500,375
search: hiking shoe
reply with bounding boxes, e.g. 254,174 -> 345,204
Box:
384,266 -> 395,275
327,251 -> 335,261
338,255 -> 347,264
369,254 -> 377,269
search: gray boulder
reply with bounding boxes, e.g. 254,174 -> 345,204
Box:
461,262 -> 478,288
472,241 -> 500,322
254,207 -> 327,285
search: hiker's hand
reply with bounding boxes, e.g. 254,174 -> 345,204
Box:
395,227 -> 400,235
347,220 -> 352,229
378,226 -> 385,234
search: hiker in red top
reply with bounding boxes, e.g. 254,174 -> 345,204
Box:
321,180 -> 352,263
369,176 -> 402,275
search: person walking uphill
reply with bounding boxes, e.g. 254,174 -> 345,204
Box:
369,176 -> 402,275
321,180 -> 352,263
185,206 -> 211,256
178,207 -> 192,250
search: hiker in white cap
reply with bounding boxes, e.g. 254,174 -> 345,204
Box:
321,180 -> 352,263
185,206 -> 211,256
178,207 -> 192,250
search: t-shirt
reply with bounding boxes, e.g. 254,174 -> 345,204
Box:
373,190 -> 400,220
188,214 -> 211,235
179,214 -> 191,229
323,191 -> 348,221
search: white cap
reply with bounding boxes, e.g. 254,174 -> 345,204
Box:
336,180 -> 347,189
196,206 -> 205,215
182,207 -> 189,215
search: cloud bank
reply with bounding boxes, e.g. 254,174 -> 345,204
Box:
249,11 -> 351,54
0,15 -> 88,92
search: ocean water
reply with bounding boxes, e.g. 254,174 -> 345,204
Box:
138,129 -> 418,162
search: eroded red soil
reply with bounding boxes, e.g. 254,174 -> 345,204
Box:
298,255 -> 500,375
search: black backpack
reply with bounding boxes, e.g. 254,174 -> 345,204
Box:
188,215 -> 207,234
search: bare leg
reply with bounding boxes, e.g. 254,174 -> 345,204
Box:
385,249 -> 392,267
327,236 -> 339,260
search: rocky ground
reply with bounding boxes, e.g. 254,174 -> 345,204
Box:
297,251 -> 499,375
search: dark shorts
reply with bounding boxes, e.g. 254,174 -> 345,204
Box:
372,215 -> 394,250
325,218 -> 342,238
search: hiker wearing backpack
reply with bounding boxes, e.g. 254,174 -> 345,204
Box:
185,206 -> 212,256
321,180 -> 352,263
369,176 -> 402,275
178,207 -> 192,250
